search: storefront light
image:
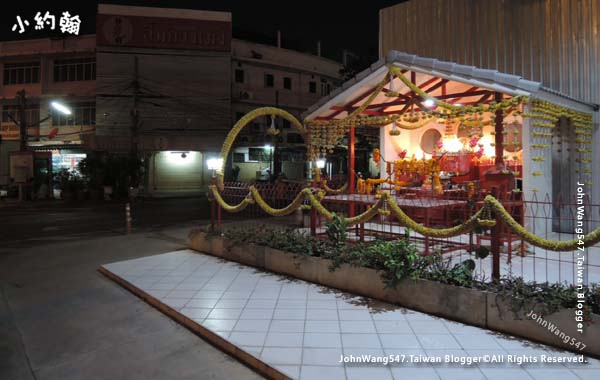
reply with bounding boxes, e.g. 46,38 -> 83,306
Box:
166,151 -> 195,166
316,159 -> 326,169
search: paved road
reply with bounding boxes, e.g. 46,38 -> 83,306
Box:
0,197 -> 211,251
0,198 -> 265,380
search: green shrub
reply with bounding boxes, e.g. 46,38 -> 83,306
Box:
198,223 -> 599,317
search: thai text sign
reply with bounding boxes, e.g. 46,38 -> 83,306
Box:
97,14 -> 231,51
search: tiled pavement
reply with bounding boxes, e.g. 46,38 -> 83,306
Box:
102,250 -> 600,380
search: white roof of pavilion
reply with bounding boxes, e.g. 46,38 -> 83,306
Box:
303,50 -> 598,121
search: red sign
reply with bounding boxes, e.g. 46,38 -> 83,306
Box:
97,14 -> 231,51
0,124 -> 19,140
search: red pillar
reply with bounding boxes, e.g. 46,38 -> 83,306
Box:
348,126 -> 355,217
494,92 -> 504,166
348,127 -> 355,193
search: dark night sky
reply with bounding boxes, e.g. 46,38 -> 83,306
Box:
1,1 -> 407,62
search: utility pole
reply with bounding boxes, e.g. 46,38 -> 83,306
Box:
17,90 -> 28,152
130,56 -> 140,156
128,56 -> 141,194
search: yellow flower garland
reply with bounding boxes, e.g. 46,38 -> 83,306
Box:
322,181 -> 348,195
486,196 -> 600,251
210,185 -> 600,251
209,185 -> 254,213
216,107 -> 308,189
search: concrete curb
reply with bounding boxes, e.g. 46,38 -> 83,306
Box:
97,266 -> 290,380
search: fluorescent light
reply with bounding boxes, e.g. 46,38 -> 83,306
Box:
166,151 -> 196,166
423,99 -> 435,107
316,159 -> 326,169
51,101 -> 72,115
263,145 -> 273,151
207,157 -> 223,171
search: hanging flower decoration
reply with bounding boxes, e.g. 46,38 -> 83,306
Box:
469,136 -> 479,148
389,121 -> 401,136
266,115 -> 280,136
398,149 -> 407,159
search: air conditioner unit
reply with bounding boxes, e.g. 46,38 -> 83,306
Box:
240,91 -> 253,100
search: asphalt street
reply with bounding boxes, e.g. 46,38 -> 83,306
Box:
0,198 -> 265,380
0,197 -> 211,252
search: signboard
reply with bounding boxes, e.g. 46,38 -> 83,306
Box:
0,124 -> 40,141
97,14 -> 231,51
0,124 -> 20,141
9,151 -> 34,184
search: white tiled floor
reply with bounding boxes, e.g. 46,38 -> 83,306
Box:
102,250 -> 599,380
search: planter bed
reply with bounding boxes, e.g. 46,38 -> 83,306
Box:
189,230 -> 600,358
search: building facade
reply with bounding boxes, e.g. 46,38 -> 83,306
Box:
0,35 -> 96,193
0,4 -> 342,197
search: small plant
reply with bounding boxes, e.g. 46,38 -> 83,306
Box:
371,238 -> 425,288
324,213 -> 347,248
426,252 -> 476,287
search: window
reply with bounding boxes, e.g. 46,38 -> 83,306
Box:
249,147 -> 270,162
309,81 -> 316,93
283,77 -> 292,90
264,73 -> 274,88
53,58 -> 96,82
320,78 -> 331,96
282,119 -> 291,129
52,102 -> 95,126
3,62 -> 40,85
235,69 -> 244,83
2,104 -> 40,124
233,152 -> 245,163
287,133 -> 304,144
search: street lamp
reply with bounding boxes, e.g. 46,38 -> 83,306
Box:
207,157 -> 224,230
207,157 -> 223,176
8,92 -> 73,202
50,101 -> 72,115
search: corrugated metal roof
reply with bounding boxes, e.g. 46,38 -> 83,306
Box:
303,50 -> 597,120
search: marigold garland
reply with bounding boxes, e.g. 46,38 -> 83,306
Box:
209,185 -> 254,213
216,107 -> 307,189
486,196 -> 600,251
210,186 -> 600,251
322,181 -> 348,195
